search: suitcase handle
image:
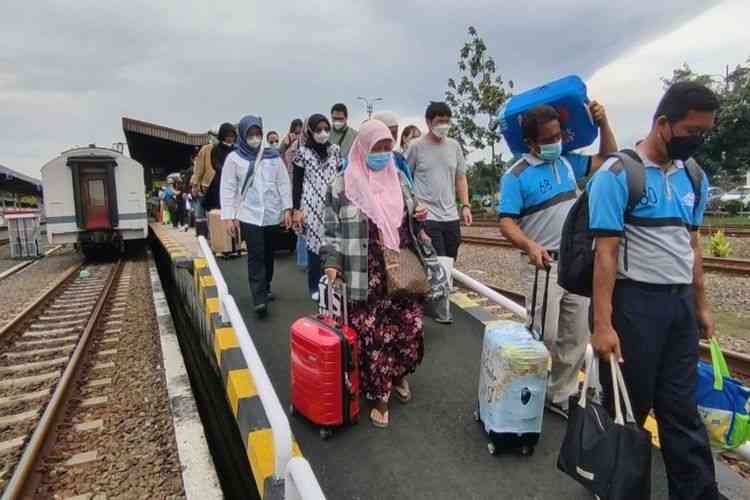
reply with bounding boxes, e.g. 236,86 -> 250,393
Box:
529,265 -> 551,341
320,276 -> 348,327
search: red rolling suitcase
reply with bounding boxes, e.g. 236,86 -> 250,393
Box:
289,279 -> 360,439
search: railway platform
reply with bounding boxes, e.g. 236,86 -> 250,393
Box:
149,222 -> 748,500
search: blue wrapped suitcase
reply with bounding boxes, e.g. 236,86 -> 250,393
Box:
474,267 -> 551,456
498,75 -> 598,155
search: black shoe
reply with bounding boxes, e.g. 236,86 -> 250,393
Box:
267,291 -> 275,301
254,304 -> 268,317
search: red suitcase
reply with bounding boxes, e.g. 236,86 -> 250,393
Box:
290,280 -> 360,439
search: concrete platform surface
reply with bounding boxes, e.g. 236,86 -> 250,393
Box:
219,253 -> 672,500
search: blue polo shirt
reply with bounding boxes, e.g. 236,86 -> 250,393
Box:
498,153 -> 591,249
587,151 -> 709,284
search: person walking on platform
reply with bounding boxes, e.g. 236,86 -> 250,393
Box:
588,81 -> 719,499
220,115 -> 292,318
266,130 -> 280,149
407,101 -> 470,262
373,111 -> 414,187
498,101 -> 616,418
330,103 -> 358,157
400,124 -> 421,154
280,118 -> 304,171
291,114 -> 342,301
321,120 -> 437,429
192,123 -> 237,239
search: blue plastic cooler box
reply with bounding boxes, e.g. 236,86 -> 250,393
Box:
498,75 -> 598,155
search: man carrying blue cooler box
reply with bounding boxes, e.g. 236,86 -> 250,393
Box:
498,101 -> 617,418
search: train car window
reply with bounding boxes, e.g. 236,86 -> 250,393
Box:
88,179 -> 106,207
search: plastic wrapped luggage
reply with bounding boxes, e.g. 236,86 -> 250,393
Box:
289,278 -> 360,439
474,267 -> 550,456
498,75 -> 598,155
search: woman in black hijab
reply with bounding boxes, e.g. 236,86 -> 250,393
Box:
203,123 -> 236,211
291,114 -> 342,300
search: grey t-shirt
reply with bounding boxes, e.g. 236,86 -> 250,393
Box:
407,137 -> 467,222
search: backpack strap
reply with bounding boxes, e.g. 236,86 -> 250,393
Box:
684,158 -> 704,219
607,149 -> 645,212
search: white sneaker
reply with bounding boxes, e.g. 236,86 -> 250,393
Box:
311,292 -> 320,302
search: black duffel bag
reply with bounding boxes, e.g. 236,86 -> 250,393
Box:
557,349 -> 652,500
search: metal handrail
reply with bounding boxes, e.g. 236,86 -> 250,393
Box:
223,296 -> 293,480
197,238 -> 325,497
451,268 -> 527,320
285,457 -> 327,500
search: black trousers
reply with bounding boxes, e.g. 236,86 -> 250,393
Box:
241,223 -> 279,307
600,280 -> 717,500
424,219 -> 461,259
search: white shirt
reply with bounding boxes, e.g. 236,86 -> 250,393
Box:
220,151 -> 292,226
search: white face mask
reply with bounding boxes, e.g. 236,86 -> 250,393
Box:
431,124 -> 450,139
332,120 -> 346,131
314,130 -> 330,144
247,137 -> 262,148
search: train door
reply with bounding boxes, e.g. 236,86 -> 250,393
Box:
80,174 -> 111,229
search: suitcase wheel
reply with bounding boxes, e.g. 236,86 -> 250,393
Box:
487,442 -> 496,456
319,428 -> 333,440
519,445 -> 535,457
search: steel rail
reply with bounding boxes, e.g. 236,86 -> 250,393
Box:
1,259 -> 123,500
0,260 -> 84,340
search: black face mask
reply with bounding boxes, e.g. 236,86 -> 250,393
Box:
665,127 -> 704,161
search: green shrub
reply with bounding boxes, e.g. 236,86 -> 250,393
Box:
724,200 -> 744,216
709,230 -> 731,257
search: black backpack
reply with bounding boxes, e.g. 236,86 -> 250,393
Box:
557,149 -> 704,297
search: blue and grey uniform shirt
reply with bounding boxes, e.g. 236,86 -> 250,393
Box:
587,152 -> 709,284
498,153 -> 591,250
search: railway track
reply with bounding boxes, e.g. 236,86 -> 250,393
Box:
462,235 -> 750,276
469,220 -> 750,238
0,259 -> 123,498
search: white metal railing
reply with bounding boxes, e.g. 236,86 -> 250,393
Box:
451,268 -> 527,320
196,237 -> 325,498
285,457 -> 327,500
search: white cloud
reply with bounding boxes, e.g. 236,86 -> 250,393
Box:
586,0 -> 749,150
0,0 -> 720,178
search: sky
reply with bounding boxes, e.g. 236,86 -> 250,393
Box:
2,0 -> 748,180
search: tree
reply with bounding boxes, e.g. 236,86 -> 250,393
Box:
662,60 -> 750,183
467,156 -> 507,197
445,26 -> 514,161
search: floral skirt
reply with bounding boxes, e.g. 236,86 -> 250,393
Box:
348,224 -> 425,402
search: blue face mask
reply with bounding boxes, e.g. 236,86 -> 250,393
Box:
537,140 -> 562,161
366,152 -> 391,171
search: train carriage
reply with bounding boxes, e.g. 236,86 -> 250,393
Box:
41,145 -> 147,255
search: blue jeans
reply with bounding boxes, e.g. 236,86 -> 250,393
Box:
307,250 -> 322,295
296,235 -> 308,267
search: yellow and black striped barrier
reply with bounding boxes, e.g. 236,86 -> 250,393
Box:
151,223 -> 303,499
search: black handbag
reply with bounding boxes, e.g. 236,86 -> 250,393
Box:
557,350 -> 652,500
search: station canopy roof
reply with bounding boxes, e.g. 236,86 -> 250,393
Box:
0,164 -> 42,195
122,117 -> 212,186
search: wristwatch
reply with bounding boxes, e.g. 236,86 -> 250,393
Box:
461,204 -> 471,210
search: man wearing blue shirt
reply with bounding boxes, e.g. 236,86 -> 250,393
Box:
588,82 -> 719,499
499,102 -> 617,417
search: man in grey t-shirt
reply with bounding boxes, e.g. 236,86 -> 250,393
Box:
407,101 -> 471,260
